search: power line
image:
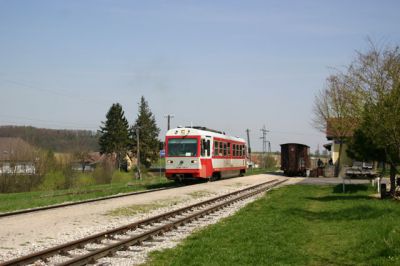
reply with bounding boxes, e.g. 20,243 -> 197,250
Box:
0,77 -> 109,106
0,114 -> 99,128
269,130 -> 323,137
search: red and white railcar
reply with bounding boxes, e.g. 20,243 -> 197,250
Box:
165,127 -> 247,181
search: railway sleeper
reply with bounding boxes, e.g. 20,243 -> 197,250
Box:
2,180 -> 281,266
59,249 -> 72,257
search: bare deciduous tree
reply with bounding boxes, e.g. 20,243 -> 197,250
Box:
312,74 -> 362,176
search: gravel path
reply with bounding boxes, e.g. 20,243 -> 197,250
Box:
0,174 -> 284,263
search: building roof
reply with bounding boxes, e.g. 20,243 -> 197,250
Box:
326,118 -> 357,140
0,137 -> 36,161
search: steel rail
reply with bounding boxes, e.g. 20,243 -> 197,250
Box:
1,179 -> 285,266
59,179 -> 287,266
0,184 -> 191,218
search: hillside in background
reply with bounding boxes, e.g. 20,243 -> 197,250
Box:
0,126 -> 99,153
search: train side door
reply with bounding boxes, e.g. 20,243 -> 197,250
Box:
200,137 -> 212,177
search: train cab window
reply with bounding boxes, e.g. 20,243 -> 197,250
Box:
167,138 -> 198,157
206,140 -> 211,156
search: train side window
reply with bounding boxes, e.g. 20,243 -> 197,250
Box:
227,143 -> 231,156
219,142 -> 223,156
223,143 -> 227,156
201,139 -> 205,157
214,141 -> 219,156
206,140 -> 211,156
233,144 -> 236,156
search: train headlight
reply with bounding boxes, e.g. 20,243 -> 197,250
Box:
191,160 -> 197,164
167,160 -> 173,164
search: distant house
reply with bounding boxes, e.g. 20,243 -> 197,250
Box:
324,118 -> 357,173
0,137 -> 37,175
71,152 -> 104,172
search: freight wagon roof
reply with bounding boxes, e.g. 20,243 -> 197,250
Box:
166,127 -> 245,143
280,143 -> 310,148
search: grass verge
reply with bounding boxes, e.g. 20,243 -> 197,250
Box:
0,175 -> 174,213
146,184 -> 400,266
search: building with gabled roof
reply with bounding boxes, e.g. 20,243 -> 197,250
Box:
0,137 -> 37,175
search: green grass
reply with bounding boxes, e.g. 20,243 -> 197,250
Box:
0,174 -> 174,213
146,184 -> 400,266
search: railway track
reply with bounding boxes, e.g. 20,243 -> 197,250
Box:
1,179 -> 286,266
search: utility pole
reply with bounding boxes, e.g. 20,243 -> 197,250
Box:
136,127 -> 141,180
246,129 -> 252,170
260,125 -> 269,169
164,114 -> 175,130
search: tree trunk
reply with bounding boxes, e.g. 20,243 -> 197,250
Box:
390,163 -> 396,196
335,142 -> 343,177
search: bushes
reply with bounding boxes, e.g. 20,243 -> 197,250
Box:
0,152 -> 133,193
37,171 -> 66,191
0,174 -> 42,193
262,155 -> 278,170
74,173 -> 96,187
111,171 -> 133,184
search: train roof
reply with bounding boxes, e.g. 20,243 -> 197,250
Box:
166,127 -> 245,143
280,143 -> 310,148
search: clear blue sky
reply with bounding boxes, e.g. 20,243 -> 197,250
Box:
1,0 -> 399,152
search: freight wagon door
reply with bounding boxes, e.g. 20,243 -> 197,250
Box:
289,145 -> 297,174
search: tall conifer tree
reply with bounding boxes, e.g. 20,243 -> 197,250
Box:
131,96 -> 160,168
99,103 -> 130,170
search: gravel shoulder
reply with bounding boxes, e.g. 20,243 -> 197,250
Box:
0,174 -> 284,262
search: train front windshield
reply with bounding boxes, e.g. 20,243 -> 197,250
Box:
167,138 -> 198,157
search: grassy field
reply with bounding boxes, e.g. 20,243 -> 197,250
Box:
147,184 -> 400,266
0,174 -> 174,213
